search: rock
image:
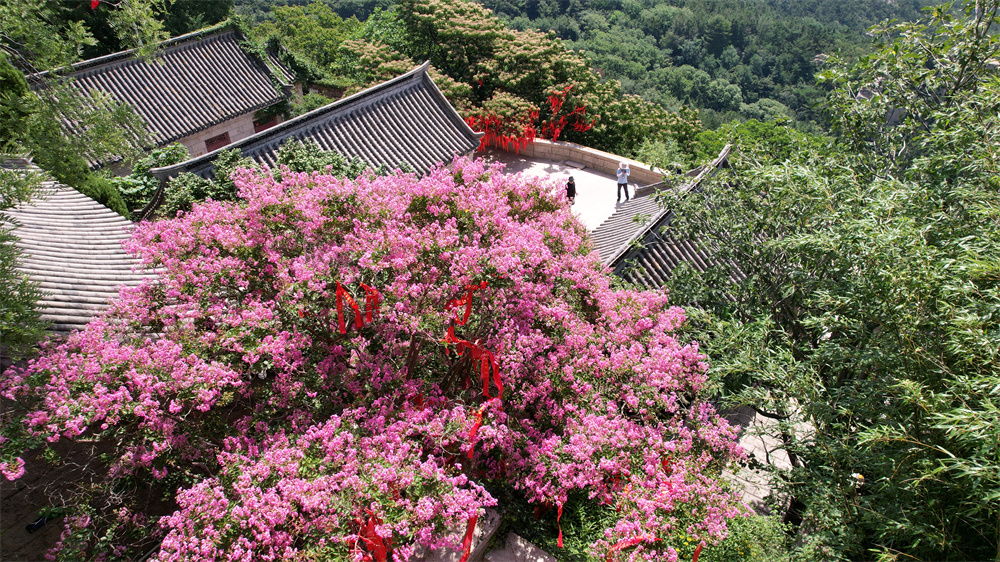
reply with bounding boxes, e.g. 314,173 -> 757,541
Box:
485,533 -> 557,562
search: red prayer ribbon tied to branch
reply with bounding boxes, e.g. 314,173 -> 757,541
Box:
557,503 -> 564,548
466,398 -> 501,459
467,406 -> 485,460
464,113 -> 538,154
354,510 -> 391,562
458,514 -> 478,562
446,323 -> 502,398
446,281 -> 486,324
335,282 -> 382,334
605,535 -> 661,561
443,282 -> 503,400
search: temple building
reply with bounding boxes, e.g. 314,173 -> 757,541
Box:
30,23 -> 297,161
150,62 -> 482,182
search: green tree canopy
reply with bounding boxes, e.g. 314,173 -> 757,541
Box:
660,2 -> 1000,559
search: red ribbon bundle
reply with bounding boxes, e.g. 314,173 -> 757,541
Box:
458,514 -> 478,562
356,510 -> 391,562
446,281 -> 487,325
360,283 -> 381,323
605,535 -> 660,561
336,282 -> 381,334
444,282 -> 503,399
445,326 -> 502,399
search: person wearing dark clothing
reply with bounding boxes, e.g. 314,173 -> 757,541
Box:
617,162 -> 630,202
566,176 -> 576,204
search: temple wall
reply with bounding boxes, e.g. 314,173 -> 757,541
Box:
178,113 -> 258,158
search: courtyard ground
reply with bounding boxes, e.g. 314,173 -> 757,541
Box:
482,149 -> 637,231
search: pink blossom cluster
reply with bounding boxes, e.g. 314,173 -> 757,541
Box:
157,406 -> 493,561
1,157 -> 745,561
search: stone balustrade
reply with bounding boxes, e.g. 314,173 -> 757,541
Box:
507,139 -> 665,186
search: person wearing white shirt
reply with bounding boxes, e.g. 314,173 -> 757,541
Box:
617,162 -> 630,202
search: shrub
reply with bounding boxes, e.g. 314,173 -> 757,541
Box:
2,158 -> 746,560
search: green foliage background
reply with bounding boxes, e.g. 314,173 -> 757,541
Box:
658,2 -> 1000,559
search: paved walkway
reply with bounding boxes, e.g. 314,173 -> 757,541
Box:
481,149 -> 636,231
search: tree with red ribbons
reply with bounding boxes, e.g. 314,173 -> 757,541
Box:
0,158 -> 746,561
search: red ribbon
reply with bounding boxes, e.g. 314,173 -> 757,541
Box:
692,544 -> 703,562
458,514 -> 478,562
359,510 -> 391,562
467,407 -> 484,459
360,283 -> 381,323
346,290 -> 363,330
91,0 -> 99,9
443,281 -> 502,400
446,281 -> 487,325
446,326 -> 502,399
606,535 -> 660,561
336,282 -> 376,334
336,282 -> 347,334
557,503 -> 564,548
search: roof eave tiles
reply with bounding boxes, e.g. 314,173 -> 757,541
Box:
5,175 -> 157,337
591,145 -> 733,291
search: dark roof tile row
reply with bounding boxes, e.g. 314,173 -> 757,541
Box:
590,145 -> 732,290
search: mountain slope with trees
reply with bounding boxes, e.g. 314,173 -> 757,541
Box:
489,0 -> 936,128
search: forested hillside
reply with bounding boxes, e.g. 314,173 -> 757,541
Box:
237,0 -> 934,128
235,0 -> 703,163
494,0 -> 935,127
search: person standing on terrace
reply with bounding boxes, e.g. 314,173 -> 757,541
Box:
617,162 -> 630,202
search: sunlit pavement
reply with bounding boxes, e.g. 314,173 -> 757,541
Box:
480,149 -> 634,232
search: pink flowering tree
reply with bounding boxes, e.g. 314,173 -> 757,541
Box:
1,158 -> 745,561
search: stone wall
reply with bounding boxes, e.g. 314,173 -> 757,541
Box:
510,139 -> 665,186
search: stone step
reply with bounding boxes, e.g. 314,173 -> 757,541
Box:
420,508 -> 502,562
485,533 -> 556,562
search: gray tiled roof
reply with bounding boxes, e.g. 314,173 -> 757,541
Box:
32,26 -> 292,148
590,145 -> 732,290
590,186 -> 667,267
150,62 -> 484,181
5,172 -> 155,336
